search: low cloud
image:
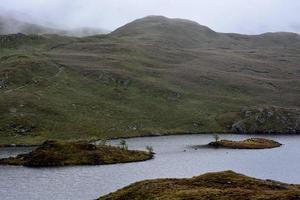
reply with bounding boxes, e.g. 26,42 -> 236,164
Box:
0,0 -> 300,34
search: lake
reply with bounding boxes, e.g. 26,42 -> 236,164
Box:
1,134 -> 300,200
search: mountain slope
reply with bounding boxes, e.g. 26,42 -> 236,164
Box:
0,16 -> 300,145
112,16 -> 300,48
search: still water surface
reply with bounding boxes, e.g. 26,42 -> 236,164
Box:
1,134 -> 300,200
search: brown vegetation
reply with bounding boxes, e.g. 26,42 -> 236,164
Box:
208,138 -> 282,149
98,171 -> 300,200
0,140 -> 153,167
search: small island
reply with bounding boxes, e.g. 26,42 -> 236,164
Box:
98,171 -> 300,200
208,138 -> 282,149
0,140 -> 153,167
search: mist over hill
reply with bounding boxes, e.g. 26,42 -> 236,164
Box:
0,16 -> 300,145
0,14 -> 108,37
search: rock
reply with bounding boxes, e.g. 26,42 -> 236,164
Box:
232,120 -> 246,133
230,106 -> 300,133
0,79 -> 8,89
267,111 -> 274,118
244,111 -> 252,117
255,115 -> 266,124
9,107 -> 17,113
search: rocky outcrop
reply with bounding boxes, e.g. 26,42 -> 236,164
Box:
231,106 -> 300,134
0,33 -> 43,48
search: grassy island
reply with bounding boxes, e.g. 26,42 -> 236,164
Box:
0,140 -> 153,167
208,138 -> 282,149
98,171 -> 300,200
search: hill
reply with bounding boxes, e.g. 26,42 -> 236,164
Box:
112,16 -> 300,48
111,16 -> 219,48
0,16 -> 300,145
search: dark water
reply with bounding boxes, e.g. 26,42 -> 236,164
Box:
1,134 -> 300,200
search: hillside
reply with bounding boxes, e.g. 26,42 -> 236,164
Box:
0,16 -> 300,145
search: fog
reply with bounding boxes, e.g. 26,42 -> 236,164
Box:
0,0 -> 300,34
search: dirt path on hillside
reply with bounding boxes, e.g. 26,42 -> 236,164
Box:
2,61 -> 64,94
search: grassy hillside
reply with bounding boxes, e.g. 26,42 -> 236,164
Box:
0,16 -> 300,145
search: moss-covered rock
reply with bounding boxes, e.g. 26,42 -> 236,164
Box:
98,171 -> 300,200
208,138 -> 282,149
0,140 -> 153,167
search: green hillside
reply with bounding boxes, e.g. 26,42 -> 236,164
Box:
0,16 -> 300,145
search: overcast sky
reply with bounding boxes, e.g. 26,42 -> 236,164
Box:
1,0 -> 300,34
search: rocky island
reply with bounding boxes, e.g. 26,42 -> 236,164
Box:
0,140 -> 153,167
98,171 -> 300,200
208,138 -> 282,149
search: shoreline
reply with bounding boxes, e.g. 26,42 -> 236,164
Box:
1,131 -> 299,148
0,144 -> 39,148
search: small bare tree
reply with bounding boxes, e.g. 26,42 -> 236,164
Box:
120,140 -> 128,150
146,145 -> 154,154
100,138 -> 107,146
213,134 -> 220,142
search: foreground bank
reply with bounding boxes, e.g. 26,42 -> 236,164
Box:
99,171 -> 300,200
